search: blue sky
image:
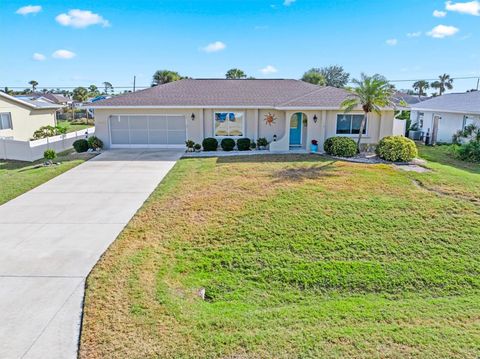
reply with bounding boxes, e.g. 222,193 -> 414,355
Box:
1,0 -> 480,93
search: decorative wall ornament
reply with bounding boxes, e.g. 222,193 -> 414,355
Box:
264,112 -> 277,126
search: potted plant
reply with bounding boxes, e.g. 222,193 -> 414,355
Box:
310,139 -> 319,153
194,143 -> 201,152
257,137 -> 268,150
185,140 -> 195,152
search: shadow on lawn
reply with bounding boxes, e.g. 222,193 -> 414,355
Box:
271,162 -> 339,183
215,153 -> 327,164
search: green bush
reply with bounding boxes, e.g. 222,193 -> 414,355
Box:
250,140 -> 257,150
257,137 -> 269,148
87,136 -> 104,150
43,149 -> 56,161
220,138 -> 235,151
324,137 -> 357,157
73,139 -> 89,153
194,143 -> 201,151
202,137 -> 218,151
376,136 -> 418,162
237,138 -> 251,151
185,140 -> 195,150
456,141 -> 480,162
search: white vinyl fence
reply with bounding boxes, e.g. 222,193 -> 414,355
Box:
0,127 -> 95,162
392,118 -> 407,136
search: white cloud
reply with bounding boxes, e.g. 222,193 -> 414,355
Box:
433,9 -> 447,17
427,24 -> 459,38
52,49 -> 76,59
55,9 -> 110,28
407,31 -> 422,37
32,53 -> 46,61
445,1 -> 480,15
259,65 -> 278,74
16,5 -> 42,15
386,38 -> 398,46
201,41 -> 226,53
284,0 -> 296,5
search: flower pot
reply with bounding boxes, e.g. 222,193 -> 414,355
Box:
310,144 -> 318,153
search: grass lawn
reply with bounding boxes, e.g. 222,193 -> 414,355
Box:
0,149 -> 95,205
57,120 -> 93,133
80,148 -> 480,358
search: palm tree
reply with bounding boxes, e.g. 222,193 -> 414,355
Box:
431,74 -> 453,96
28,80 -> 38,92
88,85 -> 100,97
102,82 -> 114,95
412,80 -> 430,98
152,70 -> 182,86
72,87 -> 89,103
341,73 -> 396,151
225,68 -> 247,79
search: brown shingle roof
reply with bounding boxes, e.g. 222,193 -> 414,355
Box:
87,79 -> 358,108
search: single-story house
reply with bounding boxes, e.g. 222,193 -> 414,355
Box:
0,92 -> 60,140
86,79 -> 405,151
15,93 -> 72,106
410,91 -> 480,144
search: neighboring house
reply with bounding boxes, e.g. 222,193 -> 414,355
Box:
15,93 -> 72,106
86,79 -> 405,151
410,91 -> 480,144
0,91 -> 60,140
395,92 -> 430,105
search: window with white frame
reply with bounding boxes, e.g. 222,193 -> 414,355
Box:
214,112 -> 244,137
463,114 -> 480,129
0,113 -> 12,130
336,114 -> 366,135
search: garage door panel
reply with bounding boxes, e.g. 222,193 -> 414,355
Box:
110,116 -> 129,130
148,130 -> 168,144
148,116 -> 168,130
129,130 -> 149,144
111,130 -> 129,145
166,116 -> 185,130
129,116 -> 148,129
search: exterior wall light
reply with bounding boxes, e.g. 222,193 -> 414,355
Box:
313,114 -> 318,123
191,113 -> 195,121
273,134 -> 277,142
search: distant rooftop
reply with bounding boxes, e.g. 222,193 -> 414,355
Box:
411,91 -> 480,114
0,92 -> 61,110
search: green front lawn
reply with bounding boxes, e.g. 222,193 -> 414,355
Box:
80,148 -> 480,358
0,149 -> 95,205
56,120 -> 93,133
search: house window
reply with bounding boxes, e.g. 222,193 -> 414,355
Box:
463,115 -> 480,129
0,113 -> 12,130
214,112 -> 244,137
417,112 -> 424,128
336,114 -> 366,135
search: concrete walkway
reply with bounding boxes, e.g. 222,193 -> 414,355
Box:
0,149 -> 183,359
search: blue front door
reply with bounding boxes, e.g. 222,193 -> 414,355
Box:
289,113 -> 302,145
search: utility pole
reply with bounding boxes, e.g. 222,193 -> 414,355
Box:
133,76 -> 136,92
476,77 -> 479,91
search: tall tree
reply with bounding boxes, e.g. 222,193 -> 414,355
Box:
72,87 -> 89,103
225,68 -> 247,79
341,73 -> 396,151
430,74 -> 453,96
320,65 -> 350,88
152,70 -> 182,86
301,69 -> 326,86
412,80 -> 430,98
88,85 -> 101,97
28,80 -> 38,92
102,82 -> 114,95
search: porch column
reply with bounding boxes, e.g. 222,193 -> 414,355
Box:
319,110 -> 327,151
254,109 -> 259,141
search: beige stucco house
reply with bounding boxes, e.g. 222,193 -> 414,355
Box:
87,79 -> 405,151
0,92 -> 60,140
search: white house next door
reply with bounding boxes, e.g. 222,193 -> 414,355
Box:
109,115 -> 186,148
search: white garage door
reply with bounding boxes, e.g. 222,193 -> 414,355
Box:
109,115 -> 186,148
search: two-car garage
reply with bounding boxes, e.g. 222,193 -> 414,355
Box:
109,115 -> 186,147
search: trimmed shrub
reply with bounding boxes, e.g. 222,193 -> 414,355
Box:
376,135 -> 418,162
456,141 -> 480,162
202,137 -> 218,151
257,137 -> 269,148
194,143 -> 202,151
324,137 -> 357,157
237,138 -> 251,151
73,139 -> 89,153
250,140 -> 257,150
43,149 -> 56,161
220,138 -> 235,151
87,136 -> 104,150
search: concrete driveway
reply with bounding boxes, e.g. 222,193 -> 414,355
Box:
0,149 -> 183,359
